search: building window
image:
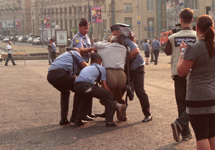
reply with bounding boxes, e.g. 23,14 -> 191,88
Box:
60,20 -> 63,29
65,19 -> 67,29
187,0 -> 198,10
64,7 -> 67,15
147,0 -> 154,11
124,17 -> 132,29
55,8 -> 58,14
69,7 -> 72,14
147,18 -> 154,40
125,3 -> 131,12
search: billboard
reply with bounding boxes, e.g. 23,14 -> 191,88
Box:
91,6 -> 102,23
55,30 -> 68,47
44,17 -> 50,28
2,20 -> 14,28
15,20 -> 21,29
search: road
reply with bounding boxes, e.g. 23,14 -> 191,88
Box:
0,52 -> 196,150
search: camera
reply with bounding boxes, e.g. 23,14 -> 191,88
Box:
172,23 -> 181,34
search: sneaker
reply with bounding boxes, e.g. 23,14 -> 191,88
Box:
171,122 -> 181,142
182,134 -> 192,141
142,115 -> 152,122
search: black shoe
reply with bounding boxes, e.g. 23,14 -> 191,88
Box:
95,112 -> 106,118
182,134 -> 192,141
142,115 -> 152,122
70,116 -> 75,123
5,65 -> 8,66
88,113 -> 97,118
83,115 -> 94,121
74,119 -> 87,126
121,116 -> 127,121
171,122 -> 181,142
13,64 -> 17,66
106,122 -> 117,127
59,119 -> 70,126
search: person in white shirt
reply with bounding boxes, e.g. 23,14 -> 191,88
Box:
5,41 -> 16,66
94,36 -> 127,121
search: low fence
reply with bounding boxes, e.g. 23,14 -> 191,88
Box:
0,50 -> 60,65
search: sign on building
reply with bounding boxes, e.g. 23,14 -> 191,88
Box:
15,20 -> 21,29
44,17 -> 50,28
2,20 -> 14,28
91,6 -> 102,23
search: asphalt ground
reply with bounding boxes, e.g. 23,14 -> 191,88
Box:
0,52 -> 197,150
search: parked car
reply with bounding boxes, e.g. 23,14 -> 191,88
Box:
27,37 -> 33,43
3,37 -> 10,42
18,36 -> 23,42
32,37 -> 41,45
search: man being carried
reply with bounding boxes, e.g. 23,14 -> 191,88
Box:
94,36 -> 127,121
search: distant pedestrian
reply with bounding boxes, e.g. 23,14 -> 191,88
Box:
149,41 -> 154,62
5,41 -> 16,66
152,36 -> 161,65
177,15 -> 215,150
49,39 -> 56,62
142,39 -> 150,65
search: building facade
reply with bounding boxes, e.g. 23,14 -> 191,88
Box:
26,0 -> 215,42
0,0 -> 31,36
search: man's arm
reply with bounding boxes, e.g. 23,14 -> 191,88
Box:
129,47 -> 139,60
164,40 -> 172,55
79,47 -> 96,55
79,61 -> 88,68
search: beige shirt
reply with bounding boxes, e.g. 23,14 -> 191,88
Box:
168,29 -> 197,76
95,42 -> 127,69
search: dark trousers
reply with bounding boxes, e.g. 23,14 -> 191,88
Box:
47,69 -> 75,120
150,52 -> 154,61
51,51 -> 56,62
153,50 -> 159,65
5,54 -> 16,65
173,75 -> 190,137
72,82 -> 115,123
130,66 -> 151,117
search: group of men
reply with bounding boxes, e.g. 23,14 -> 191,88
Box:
142,36 -> 161,65
47,18 -> 152,127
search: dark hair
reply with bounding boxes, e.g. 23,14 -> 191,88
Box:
145,39 -> 148,42
196,15 -> 215,58
79,18 -> 89,27
50,39 -> 54,42
179,8 -> 193,24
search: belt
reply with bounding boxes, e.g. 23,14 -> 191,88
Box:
106,68 -> 124,71
49,68 -> 69,74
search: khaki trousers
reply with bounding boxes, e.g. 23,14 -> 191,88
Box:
106,69 -> 126,103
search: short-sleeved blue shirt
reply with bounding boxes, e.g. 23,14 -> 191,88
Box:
71,31 -> 91,63
124,38 -> 145,71
143,43 -> 150,51
48,51 -> 84,76
152,40 -> 161,50
75,63 -> 106,85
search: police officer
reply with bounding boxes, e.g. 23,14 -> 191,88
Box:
47,47 -> 88,125
71,53 -> 121,127
164,8 -> 197,142
71,18 -> 96,119
110,24 -> 152,122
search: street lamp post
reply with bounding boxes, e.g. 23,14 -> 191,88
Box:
13,1 -> 15,44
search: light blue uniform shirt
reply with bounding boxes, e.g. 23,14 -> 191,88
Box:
71,31 -> 91,63
75,63 -> 106,85
48,51 -> 84,76
152,40 -> 161,50
124,38 -> 145,71
51,43 -> 57,52
143,43 -> 150,51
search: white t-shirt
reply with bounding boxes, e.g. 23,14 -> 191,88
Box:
95,42 -> 127,69
7,44 -> 12,54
